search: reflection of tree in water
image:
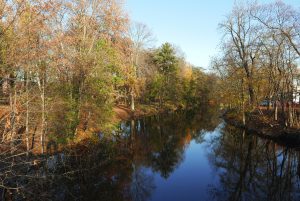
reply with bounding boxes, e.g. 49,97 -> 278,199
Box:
208,124 -> 300,201
0,140 -> 155,201
130,165 -> 155,201
0,106 -> 220,200
149,136 -> 184,179
125,107 -> 220,179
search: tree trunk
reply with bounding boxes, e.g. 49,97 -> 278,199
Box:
245,74 -> 255,107
241,78 -> 246,126
242,104 -> 246,126
274,101 -> 278,121
288,101 -> 293,127
37,71 -> 46,154
40,79 -> 45,154
25,71 -> 30,155
2,74 -> 10,95
130,89 -> 135,112
10,88 -> 17,153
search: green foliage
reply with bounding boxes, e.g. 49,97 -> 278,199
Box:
148,43 -> 183,106
48,91 -> 80,143
140,43 -> 218,110
47,38 -> 118,143
0,26 -> 14,76
153,43 -> 178,76
147,73 -> 164,102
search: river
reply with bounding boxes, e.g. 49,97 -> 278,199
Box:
1,108 -> 300,201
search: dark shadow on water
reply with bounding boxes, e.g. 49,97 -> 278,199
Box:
207,124 -> 300,201
1,106 -> 300,201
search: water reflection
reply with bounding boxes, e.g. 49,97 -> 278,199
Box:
119,108 -> 220,180
208,125 -> 300,201
1,107 -> 300,201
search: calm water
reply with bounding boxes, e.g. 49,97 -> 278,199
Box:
2,108 -> 300,201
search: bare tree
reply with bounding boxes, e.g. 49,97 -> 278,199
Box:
128,22 -> 155,111
219,2 -> 262,107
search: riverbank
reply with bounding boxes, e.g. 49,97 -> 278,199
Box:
0,103 -> 180,152
113,103 -> 180,121
223,109 -> 300,146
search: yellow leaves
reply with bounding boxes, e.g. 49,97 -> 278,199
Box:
101,0 -> 129,36
181,64 -> 193,80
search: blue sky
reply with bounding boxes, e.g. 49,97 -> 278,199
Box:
125,0 -> 299,69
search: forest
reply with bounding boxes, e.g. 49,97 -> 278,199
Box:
0,0 -> 300,157
0,0 -> 300,155
1,0 -> 300,200
0,0 -> 217,154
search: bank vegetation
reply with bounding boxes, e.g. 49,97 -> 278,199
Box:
0,0 -> 217,155
213,1 -> 300,135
